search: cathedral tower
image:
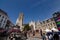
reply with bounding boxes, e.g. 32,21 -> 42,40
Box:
16,12 -> 24,31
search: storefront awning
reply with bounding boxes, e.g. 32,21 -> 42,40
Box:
8,28 -> 21,33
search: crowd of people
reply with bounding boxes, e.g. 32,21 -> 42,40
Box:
42,33 -> 60,40
25,29 -> 60,40
39,29 -> 60,40
9,29 -> 60,40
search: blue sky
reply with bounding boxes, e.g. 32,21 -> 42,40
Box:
0,0 -> 60,24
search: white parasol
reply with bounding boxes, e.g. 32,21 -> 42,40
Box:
45,29 -> 52,32
51,27 -> 59,32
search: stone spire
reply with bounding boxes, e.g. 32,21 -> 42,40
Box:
16,12 -> 24,31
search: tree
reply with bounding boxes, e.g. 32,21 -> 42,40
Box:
23,24 -> 31,31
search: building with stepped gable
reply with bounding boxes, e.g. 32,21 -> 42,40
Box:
29,21 -> 35,30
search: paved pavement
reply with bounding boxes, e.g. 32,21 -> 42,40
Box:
27,32 -> 43,40
27,37 -> 42,40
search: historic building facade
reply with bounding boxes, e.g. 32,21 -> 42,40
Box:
29,18 -> 57,31
0,9 -> 14,29
39,18 -> 57,30
0,9 -> 9,28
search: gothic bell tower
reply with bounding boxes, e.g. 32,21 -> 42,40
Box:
16,12 -> 24,31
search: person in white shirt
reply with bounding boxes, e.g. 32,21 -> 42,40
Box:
49,34 -> 53,40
